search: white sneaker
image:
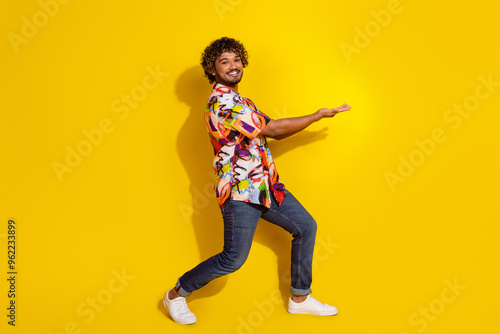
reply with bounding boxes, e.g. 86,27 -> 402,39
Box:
287,295 -> 338,316
163,290 -> 197,325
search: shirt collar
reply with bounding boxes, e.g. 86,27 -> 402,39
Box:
213,83 -> 239,96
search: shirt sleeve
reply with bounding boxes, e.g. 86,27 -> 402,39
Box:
218,94 -> 271,139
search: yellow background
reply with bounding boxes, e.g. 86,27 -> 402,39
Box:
1,0 -> 499,333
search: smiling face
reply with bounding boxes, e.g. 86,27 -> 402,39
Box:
212,51 -> 243,90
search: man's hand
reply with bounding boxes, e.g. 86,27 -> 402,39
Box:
315,104 -> 351,120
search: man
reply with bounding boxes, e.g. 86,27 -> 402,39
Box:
164,37 -> 351,325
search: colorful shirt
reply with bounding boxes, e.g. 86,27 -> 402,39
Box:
205,83 -> 286,208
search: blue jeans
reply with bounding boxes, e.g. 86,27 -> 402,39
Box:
175,190 -> 317,297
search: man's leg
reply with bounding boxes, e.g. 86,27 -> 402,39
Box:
261,190 -> 317,297
165,200 -> 265,324
176,200 -> 264,294
261,190 -> 338,316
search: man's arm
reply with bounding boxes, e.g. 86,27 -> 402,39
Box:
260,104 -> 351,140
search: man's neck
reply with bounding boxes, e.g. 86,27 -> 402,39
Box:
217,82 -> 238,94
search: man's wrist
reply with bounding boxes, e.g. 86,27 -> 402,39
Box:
312,111 -> 322,122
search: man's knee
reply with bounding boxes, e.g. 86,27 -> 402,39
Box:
297,217 -> 317,239
218,252 -> 248,272
307,217 -> 317,233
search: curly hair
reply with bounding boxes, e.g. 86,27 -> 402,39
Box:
200,37 -> 249,84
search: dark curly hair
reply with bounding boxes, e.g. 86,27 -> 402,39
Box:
200,37 -> 249,84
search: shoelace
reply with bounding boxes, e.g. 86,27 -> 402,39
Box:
173,298 -> 192,315
307,296 -> 327,308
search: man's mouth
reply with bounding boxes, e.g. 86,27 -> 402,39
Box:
227,70 -> 239,76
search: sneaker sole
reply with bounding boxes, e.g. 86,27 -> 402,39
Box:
288,308 -> 338,316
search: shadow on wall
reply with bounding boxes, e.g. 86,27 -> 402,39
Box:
174,65 -> 329,304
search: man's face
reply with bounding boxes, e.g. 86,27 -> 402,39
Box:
212,51 -> 243,87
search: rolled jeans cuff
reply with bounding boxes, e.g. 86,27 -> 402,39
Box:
175,278 -> 191,297
290,286 -> 312,296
